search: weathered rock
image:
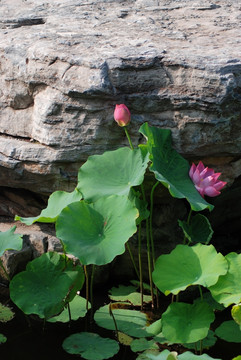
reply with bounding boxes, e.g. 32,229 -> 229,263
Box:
0,0 -> 241,284
0,0 -> 240,195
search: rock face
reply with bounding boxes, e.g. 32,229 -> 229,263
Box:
0,0 -> 240,196
0,0 -> 241,282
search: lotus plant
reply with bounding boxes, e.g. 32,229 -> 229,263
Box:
8,103 -> 238,360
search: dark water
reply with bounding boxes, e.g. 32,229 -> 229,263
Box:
0,290 -> 240,360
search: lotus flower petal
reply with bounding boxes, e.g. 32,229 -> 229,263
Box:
189,161 -> 226,198
114,104 -> 131,127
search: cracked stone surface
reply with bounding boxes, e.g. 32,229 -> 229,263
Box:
0,0 -> 240,196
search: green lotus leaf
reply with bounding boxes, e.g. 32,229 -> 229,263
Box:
232,304 -> 241,326
232,356 -> 241,360
109,285 -> 152,306
139,123 -> 213,212
194,292 -> 224,311
215,320 -> 241,343
209,252 -> 241,307
179,352 -> 222,360
178,214 -> 213,244
0,226 -> 23,256
94,304 -> 152,338
130,338 -> 159,352
117,332 -> 133,346
137,351 -> 221,360
56,195 -> 138,266
152,244 -> 227,295
130,280 -> 152,292
77,147 -> 149,203
136,350 -> 176,360
62,332 -> 119,360
162,302 -> 215,344
0,333 -> 7,344
48,295 -> 90,323
15,188 -> 82,225
146,319 -> 162,336
0,303 -> 14,322
183,330 -> 217,351
129,189 -> 150,225
10,252 -> 84,319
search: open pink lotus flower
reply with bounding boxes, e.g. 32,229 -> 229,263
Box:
114,104 -> 131,127
189,161 -> 227,198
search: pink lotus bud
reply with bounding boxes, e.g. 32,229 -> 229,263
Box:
189,161 -> 227,198
114,104 -> 131,127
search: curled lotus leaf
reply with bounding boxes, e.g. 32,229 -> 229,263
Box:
0,226 -> 23,257
77,147 -> 149,203
15,189 -> 82,225
152,243 -> 227,296
161,301 -> 215,344
139,123 -> 213,212
209,252 -> 241,307
10,252 -> 84,319
56,195 -> 138,266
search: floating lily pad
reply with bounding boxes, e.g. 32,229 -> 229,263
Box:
139,123 -> 213,212
162,302 -> 215,344
179,352 -> 222,360
94,304 -> 152,338
48,295 -> 90,323
136,349 -> 170,360
10,252 -> 84,319
0,303 -> 14,322
62,332 -> 119,360
77,147 -> 149,203
209,252 -> 241,307
109,285 -> 152,306
0,226 -> 23,256
232,304 -> 241,326
152,244 -> 227,295
178,214 -> 213,244
130,338 -> 159,352
136,350 -> 221,360
232,356 -> 241,360
215,320 -> 241,343
15,189 -> 82,225
130,280 -> 152,292
56,195 -> 138,266
0,333 -> 7,344
117,332 -> 133,346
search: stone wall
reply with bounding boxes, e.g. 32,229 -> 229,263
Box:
0,0 -> 241,281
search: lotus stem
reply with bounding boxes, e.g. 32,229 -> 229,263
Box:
140,183 -> 155,307
198,285 -> 203,301
84,265 -> 89,311
126,242 -> 139,279
90,264 -> 95,319
138,223 -> 143,310
183,208 -> 193,244
150,181 -> 159,267
67,303 -> 72,325
150,181 -> 160,308
124,126 -> 134,150
146,218 -> 155,307
109,303 -> 119,342
187,209 -> 193,224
